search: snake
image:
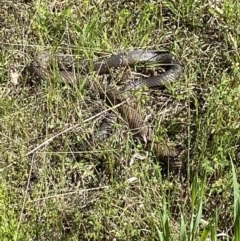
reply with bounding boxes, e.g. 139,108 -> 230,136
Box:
27,49 -> 183,166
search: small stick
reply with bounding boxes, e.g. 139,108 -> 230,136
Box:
25,101 -> 126,157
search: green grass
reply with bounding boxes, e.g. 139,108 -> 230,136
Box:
1,0 -> 240,240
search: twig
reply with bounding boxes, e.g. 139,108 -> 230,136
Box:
26,186 -> 109,203
25,101 -> 125,157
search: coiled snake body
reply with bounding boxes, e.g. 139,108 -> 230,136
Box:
28,49 -> 183,165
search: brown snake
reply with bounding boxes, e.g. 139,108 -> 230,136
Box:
27,49 -> 183,166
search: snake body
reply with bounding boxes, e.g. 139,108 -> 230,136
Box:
28,49 -> 183,165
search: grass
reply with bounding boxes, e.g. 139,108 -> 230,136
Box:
1,0 -> 240,240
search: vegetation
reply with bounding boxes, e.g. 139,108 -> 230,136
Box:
0,0 -> 240,240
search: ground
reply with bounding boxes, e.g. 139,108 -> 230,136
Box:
0,0 -> 240,240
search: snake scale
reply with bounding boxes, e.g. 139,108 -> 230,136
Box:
27,49 -> 183,166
